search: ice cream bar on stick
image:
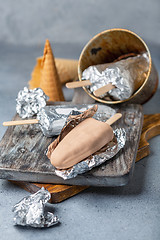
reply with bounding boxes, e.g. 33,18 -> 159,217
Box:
66,79 -> 115,96
66,73 -> 115,96
48,113 -> 122,170
3,117 -> 66,137
3,105 -> 98,137
66,62 -> 112,89
65,53 -> 138,90
66,53 -> 140,91
82,53 -> 149,101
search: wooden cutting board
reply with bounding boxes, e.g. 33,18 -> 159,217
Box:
9,113 -> 160,203
0,104 -> 143,188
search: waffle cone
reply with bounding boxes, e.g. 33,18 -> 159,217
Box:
55,58 -> 78,84
40,39 -> 64,101
29,57 -> 78,89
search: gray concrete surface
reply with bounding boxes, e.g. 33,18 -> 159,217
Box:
0,1 -> 160,240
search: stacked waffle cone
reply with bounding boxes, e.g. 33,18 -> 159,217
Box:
55,58 -> 78,84
40,39 -> 64,101
29,42 -> 78,92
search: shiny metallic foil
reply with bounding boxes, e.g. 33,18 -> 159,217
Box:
12,188 -> 59,228
37,104 -> 95,137
16,87 -> 48,118
82,53 -> 149,100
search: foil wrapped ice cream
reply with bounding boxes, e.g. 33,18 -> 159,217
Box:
12,188 -> 59,228
46,106 -> 126,179
82,53 -> 149,100
37,104 -> 95,137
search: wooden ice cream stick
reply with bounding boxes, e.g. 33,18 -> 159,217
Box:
66,80 -> 116,99
105,113 -> 122,126
3,119 -> 39,126
66,80 -> 92,88
93,83 -> 116,97
3,113 -> 122,127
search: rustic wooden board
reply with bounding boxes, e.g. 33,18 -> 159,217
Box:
0,103 -> 143,187
9,113 -> 160,203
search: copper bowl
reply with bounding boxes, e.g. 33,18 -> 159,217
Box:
78,28 -> 158,104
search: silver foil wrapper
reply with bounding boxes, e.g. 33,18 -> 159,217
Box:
82,53 -> 149,100
54,128 -> 126,180
12,188 -> 59,228
16,87 -> 48,118
37,104 -> 96,137
47,106 -> 125,180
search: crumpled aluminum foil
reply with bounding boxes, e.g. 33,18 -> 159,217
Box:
12,187 -> 59,228
16,87 -> 48,118
54,128 -> 126,179
82,53 -> 149,100
37,104 -> 95,137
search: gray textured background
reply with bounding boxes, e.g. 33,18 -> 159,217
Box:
0,1 -> 160,240
0,0 -> 160,46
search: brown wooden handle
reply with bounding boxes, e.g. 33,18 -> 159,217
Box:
93,84 -> 116,97
66,80 -> 91,88
3,119 -> 39,126
105,113 -> 122,126
136,113 -> 160,162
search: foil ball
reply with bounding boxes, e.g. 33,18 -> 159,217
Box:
16,87 -> 49,118
12,188 -> 59,228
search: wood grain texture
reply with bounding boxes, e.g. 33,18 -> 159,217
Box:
0,104 -> 143,187
10,180 -> 88,203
